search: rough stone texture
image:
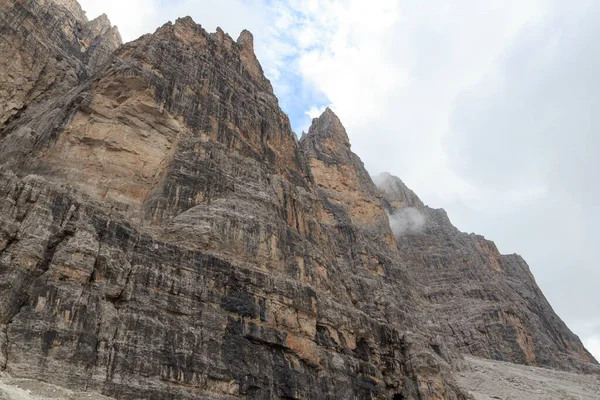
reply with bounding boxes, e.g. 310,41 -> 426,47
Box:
0,0 -> 121,129
0,1 -> 596,399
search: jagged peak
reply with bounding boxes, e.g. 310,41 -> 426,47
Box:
86,13 -> 121,43
299,108 -> 386,209
303,107 -> 351,148
213,26 -> 235,44
109,25 -> 123,45
160,18 -> 259,60
91,13 -> 110,24
237,29 -> 254,52
162,16 -> 206,39
167,20 -> 241,51
175,15 -> 197,27
49,0 -> 88,22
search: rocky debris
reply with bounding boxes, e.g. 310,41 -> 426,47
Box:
0,371 -> 115,400
456,356 -> 600,399
0,1 -> 596,399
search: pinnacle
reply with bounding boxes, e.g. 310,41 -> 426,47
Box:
49,0 -> 88,22
237,29 -> 254,51
319,107 -> 341,125
175,16 -> 197,26
306,107 -> 350,147
87,13 -> 117,37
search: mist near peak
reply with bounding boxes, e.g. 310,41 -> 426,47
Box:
387,207 -> 426,237
373,172 -> 427,237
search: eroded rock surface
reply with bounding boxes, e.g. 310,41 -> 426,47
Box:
0,0 -> 121,129
0,1 -> 596,399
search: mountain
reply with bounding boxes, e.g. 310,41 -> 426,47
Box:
0,1 -> 596,399
375,173 -> 596,371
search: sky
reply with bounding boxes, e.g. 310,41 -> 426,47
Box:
79,0 -> 600,362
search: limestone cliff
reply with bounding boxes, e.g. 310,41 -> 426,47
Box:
0,0 -> 121,129
0,1 -> 596,399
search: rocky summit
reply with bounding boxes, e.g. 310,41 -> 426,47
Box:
0,1 -> 597,399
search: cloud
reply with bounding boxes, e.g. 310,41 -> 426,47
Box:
305,105 -> 329,119
78,0 -> 160,41
373,172 -> 426,236
79,0 -> 269,43
282,0 -> 548,186
388,208 -> 426,237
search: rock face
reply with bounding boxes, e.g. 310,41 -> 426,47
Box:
0,1 -> 596,399
374,173 -> 597,373
0,0 -> 121,129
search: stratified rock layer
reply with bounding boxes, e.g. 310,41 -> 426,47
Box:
0,0 -> 121,129
0,1 -> 596,399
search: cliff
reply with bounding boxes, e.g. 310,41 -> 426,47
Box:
0,1 -> 596,399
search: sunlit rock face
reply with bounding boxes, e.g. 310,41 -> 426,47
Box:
0,1 -> 596,399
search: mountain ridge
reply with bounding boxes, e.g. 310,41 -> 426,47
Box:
0,1 -> 597,399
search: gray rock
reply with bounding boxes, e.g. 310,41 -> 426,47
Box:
374,172 -> 597,372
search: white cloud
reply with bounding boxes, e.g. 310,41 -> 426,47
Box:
79,0 -> 269,44
388,207 -> 426,237
305,105 -> 329,120
78,0 -> 160,41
